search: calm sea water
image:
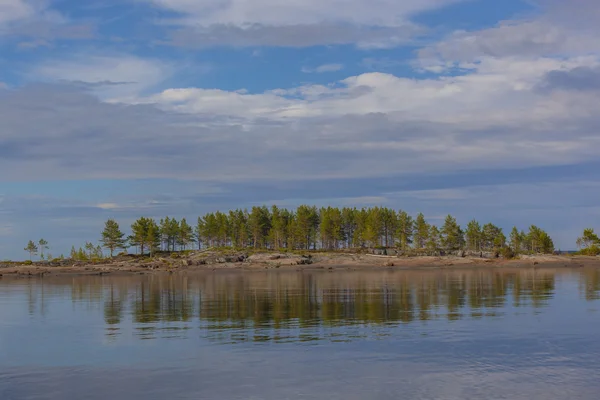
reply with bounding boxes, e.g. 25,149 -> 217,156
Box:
1,268 -> 600,400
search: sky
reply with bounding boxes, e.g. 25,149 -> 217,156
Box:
0,0 -> 599,259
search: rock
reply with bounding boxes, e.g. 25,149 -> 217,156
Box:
384,261 -> 395,267
296,257 -> 313,265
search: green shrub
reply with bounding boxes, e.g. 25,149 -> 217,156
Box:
500,247 -> 516,259
23,260 -> 33,265
579,245 -> 600,256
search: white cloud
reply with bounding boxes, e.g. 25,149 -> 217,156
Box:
302,64 -> 344,74
417,0 -> 600,72
2,60 -> 600,184
143,56 -> 600,129
1,0 -> 599,186
0,0 -> 36,25
418,21 -> 600,71
96,203 -> 120,210
147,0 -> 464,27
0,0 -> 90,40
31,55 -> 174,98
146,0 -> 463,47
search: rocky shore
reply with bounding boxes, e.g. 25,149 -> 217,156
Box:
1,250 -> 599,277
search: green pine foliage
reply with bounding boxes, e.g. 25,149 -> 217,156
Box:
146,220 -> 161,256
177,218 -> 194,250
465,220 -> 482,251
24,240 -> 38,261
509,227 -> 522,253
91,207 -> 559,256
129,217 -> 156,255
413,213 -> 430,249
396,211 -> 414,251
38,239 -> 49,260
100,219 -> 126,257
576,228 -> 600,255
441,215 -> 465,251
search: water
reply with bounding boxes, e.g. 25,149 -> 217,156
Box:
1,268 -> 600,399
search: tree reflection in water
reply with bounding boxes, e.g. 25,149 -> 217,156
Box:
12,268 -> 600,343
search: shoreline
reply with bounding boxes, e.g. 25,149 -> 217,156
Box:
1,252 -> 598,277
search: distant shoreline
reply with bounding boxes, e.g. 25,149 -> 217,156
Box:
1,252 -> 598,277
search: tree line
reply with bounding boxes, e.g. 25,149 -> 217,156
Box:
99,206 -> 557,257
23,238 -> 105,262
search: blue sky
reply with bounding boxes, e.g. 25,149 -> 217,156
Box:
1,0 -> 599,259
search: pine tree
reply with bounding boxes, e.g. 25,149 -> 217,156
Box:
465,220 -> 482,251
414,213 -> 429,249
493,231 -> 506,250
215,211 -> 230,247
178,218 -> 194,250
576,228 -> 600,254
396,211 -> 414,251
380,208 -> 397,247
426,226 -> 440,251
95,245 -> 104,259
130,217 -> 154,255
77,247 -> 87,261
85,242 -> 96,259
195,216 -> 206,249
169,217 -> 181,251
159,217 -> 180,251
248,206 -> 271,249
576,228 -> 599,249
526,225 -> 554,254
509,226 -> 522,254
24,240 -> 38,261
320,206 -> 343,250
340,208 -> 357,248
38,239 -> 48,260
364,207 -> 383,248
271,206 -> 293,250
352,209 -> 368,248
100,219 -> 126,257
441,215 -> 464,251
146,220 -> 161,256
481,223 -> 503,251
